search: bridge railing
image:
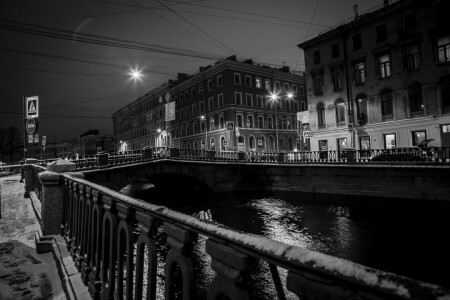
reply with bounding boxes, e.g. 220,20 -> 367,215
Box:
23,163 -> 449,300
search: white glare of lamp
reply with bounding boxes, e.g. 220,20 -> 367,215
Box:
130,68 -> 142,80
270,92 -> 278,101
157,128 -> 161,133
287,92 -> 293,99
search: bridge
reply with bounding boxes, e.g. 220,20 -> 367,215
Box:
20,148 -> 450,300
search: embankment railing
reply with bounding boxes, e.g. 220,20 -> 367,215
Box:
24,163 -> 450,300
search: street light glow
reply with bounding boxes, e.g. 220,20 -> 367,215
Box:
130,68 -> 142,80
270,92 -> 278,101
287,92 -> 293,99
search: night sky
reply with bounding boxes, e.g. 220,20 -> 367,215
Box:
0,0 -> 380,143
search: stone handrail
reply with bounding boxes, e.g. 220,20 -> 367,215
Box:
23,161 -> 450,300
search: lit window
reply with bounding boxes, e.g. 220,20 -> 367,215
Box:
265,79 -> 271,91
335,99 -> 345,124
354,62 -> 366,85
438,36 -> 450,64
406,46 -> 420,71
256,77 -> 262,88
378,55 -> 391,78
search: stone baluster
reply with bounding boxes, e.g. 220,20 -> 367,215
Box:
206,239 -> 250,300
75,184 -> 87,270
115,203 -> 135,300
163,223 -> 198,300
81,187 -> 93,284
88,190 -> 104,299
100,196 -> 118,300
22,158 -> 37,198
135,212 -> 159,300
70,182 -> 81,259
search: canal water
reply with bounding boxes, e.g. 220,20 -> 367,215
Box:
124,183 -> 450,298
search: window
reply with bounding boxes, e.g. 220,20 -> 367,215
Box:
218,93 -> 224,107
354,62 -> 366,85
247,115 -> 254,128
219,115 -> 224,129
185,91 -> 189,100
333,70 -> 343,91
317,103 -> 325,127
256,77 -> 262,88
405,45 -> 420,71
284,83 -> 289,92
235,92 -> 242,105
208,97 -> 214,110
299,86 -> 305,95
319,140 -> 328,159
234,73 -> 241,85
313,75 -> 324,95
378,54 -> 391,78
209,117 -> 215,131
249,136 -> 256,149
246,94 -> 253,106
384,133 -> 396,149
256,95 -> 263,107
409,83 -> 423,113
335,99 -> 346,124
267,116 -> 273,129
337,138 -> 347,152
440,75 -> 450,112
191,87 -> 196,98
192,103 -> 197,115
258,116 -> 264,128
331,41 -> 339,58
292,85 -> 298,94
199,84 -> 203,95
438,36 -> 450,64
275,81 -> 281,91
352,32 -> 362,50
359,136 -> 370,150
412,130 -> 426,146
237,114 -> 243,127
199,101 -> 204,113
245,75 -> 252,87
217,75 -> 223,87
381,90 -> 393,120
313,49 -> 321,64
403,11 -> 416,32
356,94 -> 368,125
265,79 -> 271,91
434,0 -> 450,23
376,23 -> 387,42
207,79 -> 212,91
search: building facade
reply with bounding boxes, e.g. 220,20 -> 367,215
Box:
113,56 -> 307,152
298,0 -> 450,152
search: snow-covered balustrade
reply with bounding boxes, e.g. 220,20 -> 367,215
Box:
56,172 -> 449,300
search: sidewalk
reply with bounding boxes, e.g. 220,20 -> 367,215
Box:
0,174 -> 66,300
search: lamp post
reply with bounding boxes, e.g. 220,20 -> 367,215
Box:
270,92 -> 279,153
200,115 -> 207,150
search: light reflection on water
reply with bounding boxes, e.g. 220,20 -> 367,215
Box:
129,188 -> 450,296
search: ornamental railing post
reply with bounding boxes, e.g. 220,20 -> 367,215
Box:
81,187 -> 94,284
88,190 -> 104,299
163,223 -> 198,300
206,239 -> 250,300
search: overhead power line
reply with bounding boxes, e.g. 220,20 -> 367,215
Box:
0,18 -> 223,60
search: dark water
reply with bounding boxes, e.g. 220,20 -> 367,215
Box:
127,184 -> 450,294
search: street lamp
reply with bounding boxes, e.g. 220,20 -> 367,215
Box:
270,92 -> 279,153
200,115 -> 207,150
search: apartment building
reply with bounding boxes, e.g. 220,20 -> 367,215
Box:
298,0 -> 450,152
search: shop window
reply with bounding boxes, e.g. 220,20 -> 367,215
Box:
384,133 -> 396,149
412,130 -> 426,146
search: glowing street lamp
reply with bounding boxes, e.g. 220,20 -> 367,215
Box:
200,115 -> 207,150
269,92 -> 279,153
129,68 -> 142,81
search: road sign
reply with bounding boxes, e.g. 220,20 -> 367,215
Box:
26,118 -> 37,134
227,122 -> 234,130
42,136 -> 46,146
25,96 -> 39,119
223,140 -> 228,146
258,139 -> 263,146
28,134 -> 33,144
34,134 -> 39,143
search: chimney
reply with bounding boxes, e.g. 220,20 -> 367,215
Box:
353,4 -> 358,18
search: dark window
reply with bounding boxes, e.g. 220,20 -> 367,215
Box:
376,23 -> 387,42
313,75 -> 324,95
404,11 -> 416,32
333,70 -> 343,91
434,0 -> 450,22
245,75 -> 252,87
440,75 -> 450,112
317,103 -> 325,127
352,33 -> 362,50
405,45 -> 420,71
412,130 -> 426,146
409,83 -> 423,113
437,36 -> 450,64
331,42 -> 339,58
313,49 -> 321,64
353,62 -> 366,85
381,90 -> 393,119
356,94 -> 368,125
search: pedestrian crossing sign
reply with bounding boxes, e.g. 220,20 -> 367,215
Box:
25,96 -> 39,119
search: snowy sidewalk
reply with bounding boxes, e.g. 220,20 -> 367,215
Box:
0,174 -> 67,300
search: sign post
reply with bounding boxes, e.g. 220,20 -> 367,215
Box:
23,96 -> 39,159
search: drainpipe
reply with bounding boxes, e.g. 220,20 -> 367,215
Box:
342,30 -> 356,149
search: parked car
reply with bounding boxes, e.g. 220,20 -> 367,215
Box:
370,146 -> 430,162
